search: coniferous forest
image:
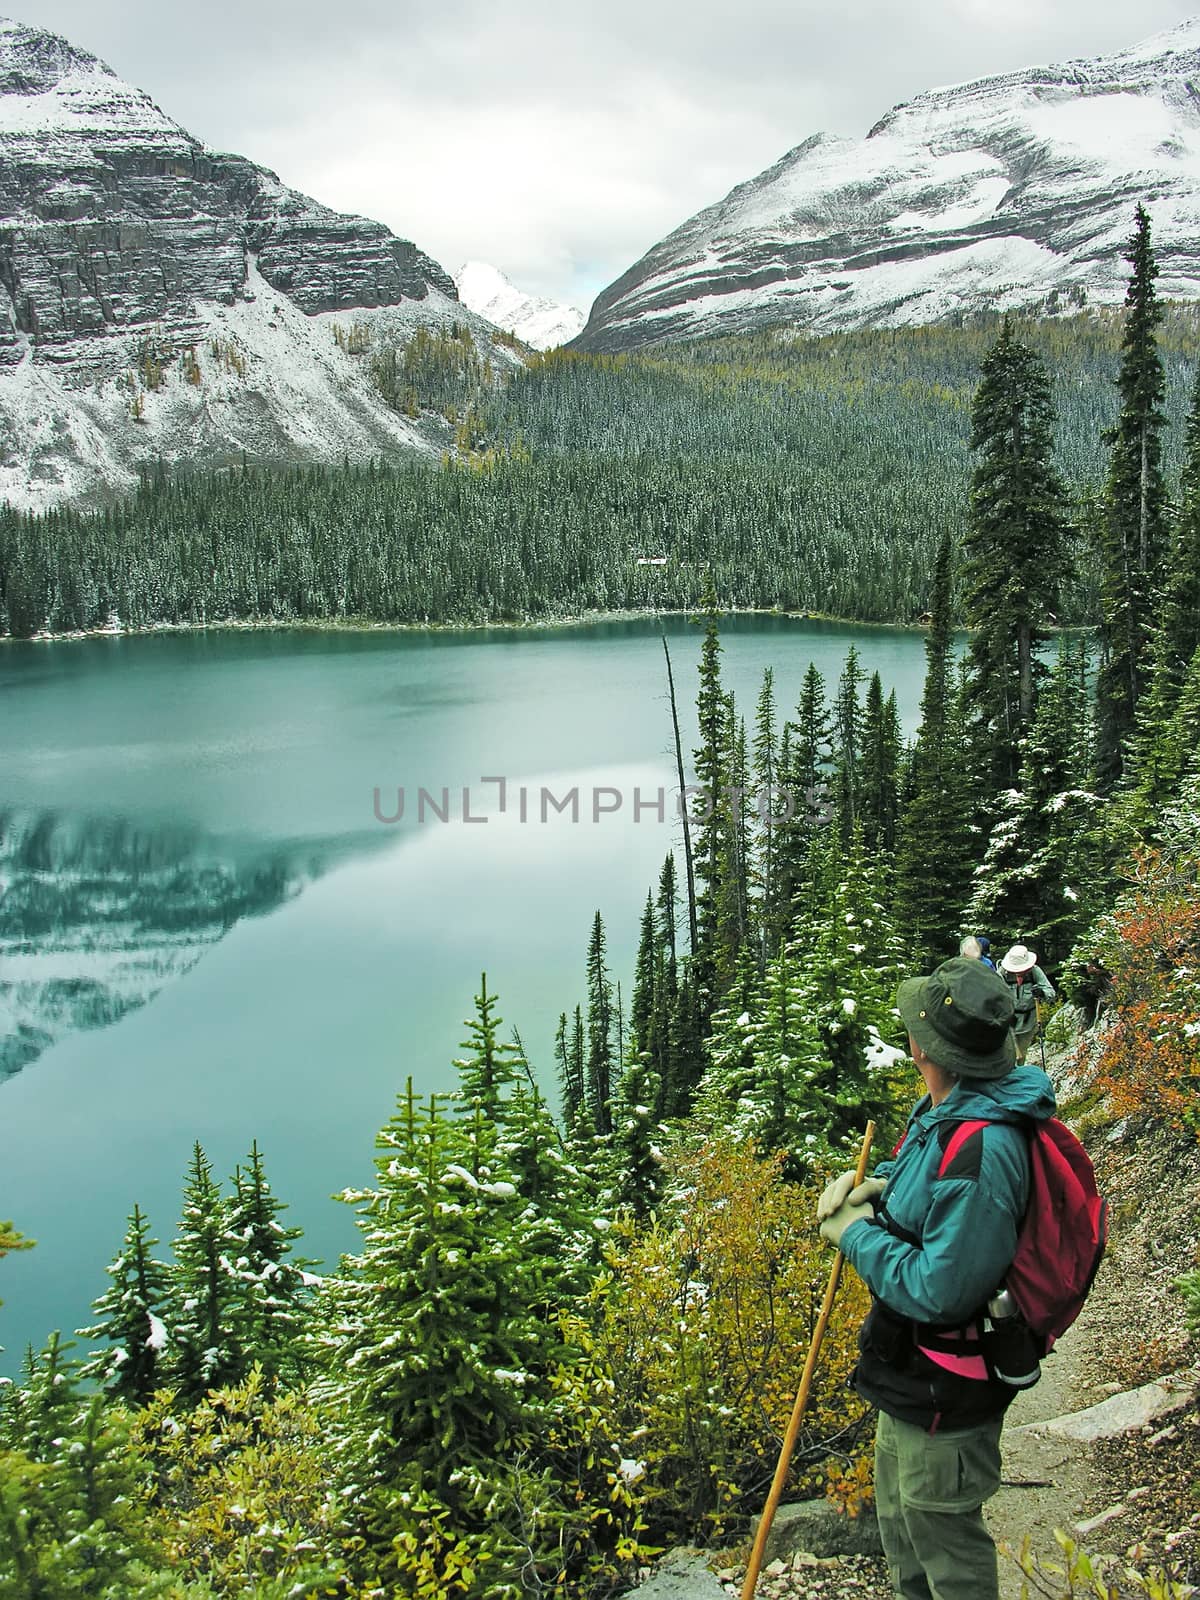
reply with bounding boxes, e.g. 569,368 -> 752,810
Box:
2,209 -> 1200,1598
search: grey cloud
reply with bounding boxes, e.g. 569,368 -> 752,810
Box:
9,0 -> 1197,307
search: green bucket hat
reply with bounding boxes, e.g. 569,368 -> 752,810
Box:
896,956 -> 1017,1079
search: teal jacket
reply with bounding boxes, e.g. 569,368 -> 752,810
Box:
842,1066 -> 1057,1326
840,1066 -> 1056,1428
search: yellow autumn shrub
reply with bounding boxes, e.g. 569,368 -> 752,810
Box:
591,1138 -> 872,1542
132,1367 -> 343,1595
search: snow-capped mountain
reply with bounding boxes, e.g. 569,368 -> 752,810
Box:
574,19 -> 1200,352
0,18 -> 517,509
455,261 -> 585,350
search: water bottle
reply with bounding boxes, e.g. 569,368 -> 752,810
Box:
982,1286 -> 1042,1389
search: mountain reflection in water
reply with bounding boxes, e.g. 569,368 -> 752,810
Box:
0,810 -> 369,1077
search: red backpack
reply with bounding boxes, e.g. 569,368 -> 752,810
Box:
938,1116 -> 1108,1347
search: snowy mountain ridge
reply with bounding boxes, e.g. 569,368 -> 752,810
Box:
0,17 -> 519,509
574,18 -> 1200,352
455,261 -> 584,350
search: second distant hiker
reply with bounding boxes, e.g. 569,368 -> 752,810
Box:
999,944 -> 1055,1063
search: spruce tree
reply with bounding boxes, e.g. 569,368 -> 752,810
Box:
585,912 -> 614,1134
0,1335 -> 159,1595
895,533 -> 974,966
327,1084 -> 559,1525
166,1143 -> 245,1404
1095,205 -> 1169,787
692,591 -> 731,1015
776,662 -> 833,926
612,1056 -> 664,1222
226,1141 -> 315,1386
630,892 -> 658,1059
555,1008 -> 586,1133
833,646 -> 865,843
455,972 -> 523,1116
963,320 -> 1070,791
967,638 -> 1100,962
713,713 -> 752,992
861,674 -> 901,858
1128,366 -> 1200,811
79,1203 -> 171,1406
751,667 -> 780,957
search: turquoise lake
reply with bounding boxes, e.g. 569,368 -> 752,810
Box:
0,616 -> 934,1372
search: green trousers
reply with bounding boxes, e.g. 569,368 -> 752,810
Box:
873,1409 -> 1003,1600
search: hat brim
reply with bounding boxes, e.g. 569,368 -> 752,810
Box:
897,976 -> 1017,1080
1002,955 -> 1037,974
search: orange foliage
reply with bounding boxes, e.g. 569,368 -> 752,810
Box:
1080,847 -> 1200,1132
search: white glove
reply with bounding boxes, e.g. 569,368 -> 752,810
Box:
817,1172 -> 886,1221
817,1169 -> 858,1221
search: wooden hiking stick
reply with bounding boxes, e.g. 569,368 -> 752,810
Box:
740,1120 -> 876,1600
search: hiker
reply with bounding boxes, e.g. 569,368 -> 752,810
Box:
816,957 -> 1056,1600
958,935 -> 998,972
999,944 -> 1055,1063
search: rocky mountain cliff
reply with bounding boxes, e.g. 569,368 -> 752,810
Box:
0,18 -> 513,509
574,19 -> 1200,352
455,261 -> 584,350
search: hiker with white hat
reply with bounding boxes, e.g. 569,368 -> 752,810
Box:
999,945 -> 1055,1063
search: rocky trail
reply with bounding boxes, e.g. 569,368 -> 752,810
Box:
631,1044 -> 1200,1600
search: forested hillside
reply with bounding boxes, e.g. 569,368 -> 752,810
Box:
3,305 -> 1200,638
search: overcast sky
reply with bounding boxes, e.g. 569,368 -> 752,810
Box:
9,0 -> 1197,309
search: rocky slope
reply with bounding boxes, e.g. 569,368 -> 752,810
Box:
574,19 -> 1200,352
0,18 -> 515,509
456,260 -> 584,350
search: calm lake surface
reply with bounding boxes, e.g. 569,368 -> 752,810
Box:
0,616 -> 932,1372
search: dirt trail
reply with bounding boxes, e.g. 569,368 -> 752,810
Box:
984,1045 -> 1200,1597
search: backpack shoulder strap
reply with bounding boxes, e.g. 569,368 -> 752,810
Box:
936,1118 -> 991,1181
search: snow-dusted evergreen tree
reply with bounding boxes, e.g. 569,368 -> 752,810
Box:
896,532 -> 974,967
612,1055 -> 664,1221
1,1332 -> 79,1460
555,1005 -> 587,1133
777,663 -> 833,922
966,638 -> 1100,963
78,1203 -> 170,1406
324,1081 -> 561,1546
698,942 -> 828,1166
454,971 -> 524,1116
227,1141 -> 316,1387
712,713 -> 752,993
833,646 -> 865,844
585,911 -> 615,1134
692,590 -> 732,1015
787,828 -> 905,1156
860,673 -> 901,859
165,1142 -> 245,1404
963,320 -> 1070,791
1126,372 -> 1200,821
751,667 -> 781,957
1096,206 -> 1170,788
630,892 -> 658,1060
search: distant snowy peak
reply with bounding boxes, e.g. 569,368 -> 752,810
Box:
456,261 -> 584,350
574,18 -> 1200,352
